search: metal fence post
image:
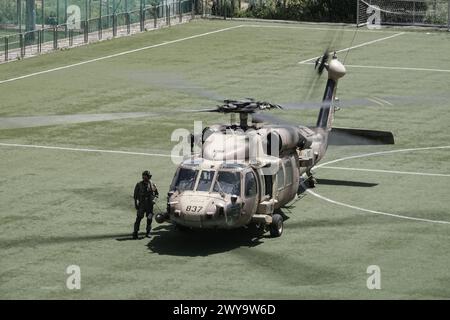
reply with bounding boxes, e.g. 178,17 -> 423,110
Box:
20,33 -> 25,57
126,13 -> 131,34
84,20 -> 89,43
99,17 -> 103,40
69,29 -> 73,46
65,0 -> 68,38
113,15 -> 117,37
4,37 -> 8,61
223,0 -> 226,20
356,0 -> 360,26
179,0 -> 182,22
167,5 -> 170,26
42,0 -> 45,30
37,30 -> 41,52
154,6 -> 158,29
40,29 -> 43,52
53,27 -> 58,49
192,0 -> 195,18
140,1 -> 145,31
143,7 -> 147,30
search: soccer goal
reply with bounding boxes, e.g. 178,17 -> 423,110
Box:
357,0 -> 450,29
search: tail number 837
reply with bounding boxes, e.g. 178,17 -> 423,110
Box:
185,205 -> 203,213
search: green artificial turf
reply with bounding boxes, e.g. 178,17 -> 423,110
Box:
0,19 -> 449,299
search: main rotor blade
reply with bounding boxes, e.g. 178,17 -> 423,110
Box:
0,112 -> 157,129
127,71 -> 226,102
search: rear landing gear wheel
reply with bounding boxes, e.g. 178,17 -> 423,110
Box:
270,214 -> 283,238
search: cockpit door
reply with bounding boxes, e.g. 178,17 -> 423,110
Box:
243,170 -> 259,216
263,175 -> 273,199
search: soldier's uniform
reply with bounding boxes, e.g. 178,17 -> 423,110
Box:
133,171 -> 159,239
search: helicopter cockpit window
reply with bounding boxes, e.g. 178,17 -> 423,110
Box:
197,170 -> 215,192
276,165 -> 285,190
213,171 -> 241,196
174,168 -> 198,191
245,171 -> 257,197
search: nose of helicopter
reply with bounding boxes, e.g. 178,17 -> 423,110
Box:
170,191 -> 228,226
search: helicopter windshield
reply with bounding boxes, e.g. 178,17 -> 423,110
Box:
197,170 -> 215,192
174,168 -> 198,191
213,171 -> 241,196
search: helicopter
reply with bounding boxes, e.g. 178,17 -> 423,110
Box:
154,52 -> 394,237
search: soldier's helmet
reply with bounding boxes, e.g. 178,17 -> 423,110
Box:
142,170 -> 152,178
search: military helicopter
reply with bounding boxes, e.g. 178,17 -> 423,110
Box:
154,52 -> 394,237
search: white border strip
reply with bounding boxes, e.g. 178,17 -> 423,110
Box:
0,25 -> 243,85
315,146 -> 450,168
321,166 -> 450,177
0,142 -> 177,158
298,32 -> 405,64
301,62 -> 450,73
308,189 -> 450,225
336,64 -> 450,73
243,23 -> 398,33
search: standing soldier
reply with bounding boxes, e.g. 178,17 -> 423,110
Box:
133,170 -> 159,239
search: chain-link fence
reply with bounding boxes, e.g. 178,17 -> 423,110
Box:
0,0 -> 206,62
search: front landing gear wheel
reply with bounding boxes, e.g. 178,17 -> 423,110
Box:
308,176 -> 317,188
269,214 -> 283,237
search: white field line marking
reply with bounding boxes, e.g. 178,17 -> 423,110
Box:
243,23 -> 398,33
367,97 -> 384,106
320,166 -> 450,178
0,25 -> 244,85
339,64 -> 450,73
0,142 -> 180,159
301,61 -> 450,73
315,146 -> 450,169
372,96 -> 393,106
298,32 -> 405,64
306,145 -> 450,225
308,189 -> 450,225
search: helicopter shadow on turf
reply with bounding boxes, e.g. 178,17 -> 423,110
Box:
145,222 -> 282,257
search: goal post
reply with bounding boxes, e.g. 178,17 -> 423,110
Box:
357,0 -> 450,29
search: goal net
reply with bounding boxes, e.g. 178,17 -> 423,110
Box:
357,0 -> 450,29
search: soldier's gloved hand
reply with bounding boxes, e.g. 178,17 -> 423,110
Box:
135,202 -> 139,210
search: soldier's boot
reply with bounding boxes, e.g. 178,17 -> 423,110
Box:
133,218 -> 141,239
146,219 -> 152,238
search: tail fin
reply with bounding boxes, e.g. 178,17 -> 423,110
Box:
315,56 -> 346,130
